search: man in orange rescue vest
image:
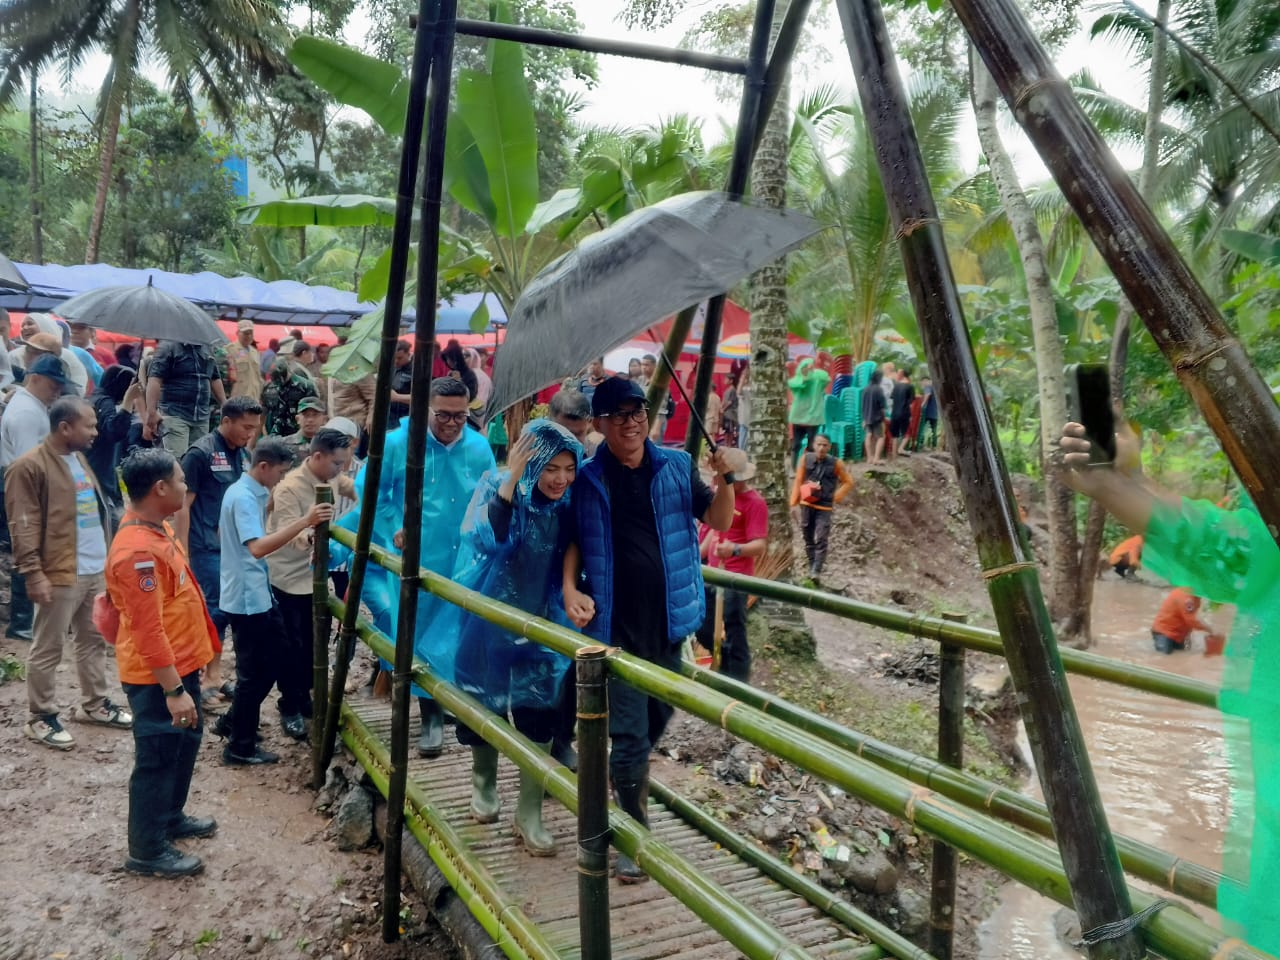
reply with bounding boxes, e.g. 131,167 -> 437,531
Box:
107,448 -> 221,878
1150,587 -> 1214,655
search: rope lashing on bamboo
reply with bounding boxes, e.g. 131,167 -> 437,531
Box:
980,561 -> 1037,580
894,217 -> 938,239
1010,77 -> 1056,112
1075,899 -> 1171,947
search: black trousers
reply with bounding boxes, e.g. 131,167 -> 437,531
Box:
609,646 -> 682,778
696,587 -> 751,683
272,587 -> 314,717
122,670 -> 204,859
801,507 -> 832,575
0,470 -> 33,635
791,424 -> 818,463
226,608 -> 286,755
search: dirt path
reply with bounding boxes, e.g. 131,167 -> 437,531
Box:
0,636 -> 452,960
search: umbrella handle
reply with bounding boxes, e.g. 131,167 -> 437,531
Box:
658,351 -> 735,484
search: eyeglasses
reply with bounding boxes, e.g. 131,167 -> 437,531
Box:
604,408 -> 648,425
430,409 -> 468,424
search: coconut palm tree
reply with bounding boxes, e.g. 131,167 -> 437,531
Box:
0,0 -> 287,264
787,74 -> 966,360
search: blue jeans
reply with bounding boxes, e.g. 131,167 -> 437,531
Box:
187,549 -> 227,634
122,670 -> 204,859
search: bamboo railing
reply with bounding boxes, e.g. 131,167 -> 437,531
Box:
327,529 -> 1271,960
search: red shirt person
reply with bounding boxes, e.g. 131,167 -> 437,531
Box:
696,447 -> 769,682
1150,587 -> 1213,654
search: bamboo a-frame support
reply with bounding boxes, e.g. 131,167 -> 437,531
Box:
314,0 -> 1280,953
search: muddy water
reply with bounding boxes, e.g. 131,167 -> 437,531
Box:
979,578 -> 1233,958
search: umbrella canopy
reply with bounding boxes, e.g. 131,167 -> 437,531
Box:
486,191 -> 821,416
0,253 -> 28,291
56,281 -> 227,345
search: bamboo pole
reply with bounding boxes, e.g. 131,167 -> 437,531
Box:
702,566 -> 1218,709
835,2 -> 1141,953
330,597 -> 822,960
323,539 -> 1267,960
930,616 -> 966,960
948,0 -> 1280,542
310,483 -> 333,788
342,710 -> 555,960
684,0 -> 775,455
331,530 -> 1226,909
648,778 -> 925,960
680,654 -> 1223,909
576,647 -> 611,960
315,0 -> 436,782
646,304 -> 696,431
383,0 -> 459,943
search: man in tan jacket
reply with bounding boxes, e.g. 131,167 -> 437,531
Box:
6,397 -> 132,749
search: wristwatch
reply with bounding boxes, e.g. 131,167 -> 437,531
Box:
732,544 -> 742,558
164,683 -> 186,699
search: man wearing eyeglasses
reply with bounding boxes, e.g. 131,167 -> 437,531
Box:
562,376 -> 735,883
342,376 -> 495,757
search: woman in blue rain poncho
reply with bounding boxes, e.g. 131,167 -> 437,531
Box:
444,419 -> 582,857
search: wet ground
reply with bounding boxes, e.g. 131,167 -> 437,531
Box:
979,576 -> 1232,958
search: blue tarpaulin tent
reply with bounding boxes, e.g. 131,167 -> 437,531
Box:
0,260 -> 507,333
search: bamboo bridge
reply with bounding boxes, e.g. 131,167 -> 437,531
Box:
308,529 -> 1273,960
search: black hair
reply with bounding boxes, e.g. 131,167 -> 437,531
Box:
252,436 -> 295,467
899,367 -> 911,378
289,328 -> 303,339
550,389 -> 591,420
429,376 -> 470,401
121,448 -> 178,502
310,428 -> 354,456
49,397 -> 90,431
98,365 -> 135,405
814,432 -> 831,443
396,339 -> 411,352
869,369 -> 883,386
221,395 -> 264,421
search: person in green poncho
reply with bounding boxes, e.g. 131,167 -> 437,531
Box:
1060,417 -> 1280,954
787,357 -> 830,464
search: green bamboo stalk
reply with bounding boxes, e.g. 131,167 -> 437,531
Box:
949,0 -> 1280,540
702,566 -> 1218,709
315,0 -> 437,784
648,778 -> 928,960
330,596 -> 824,960
576,647 -> 611,960
330,530 -> 1226,909
310,483 -> 334,788
384,0 -> 459,942
646,304 -> 697,429
322,546 -> 1267,960
679,655 -> 1223,909
342,710 -> 553,960
930,632 -> 964,960
835,0 -> 1140,950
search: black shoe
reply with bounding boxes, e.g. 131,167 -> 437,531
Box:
551,739 -> 578,773
223,745 -> 280,766
124,847 -> 204,878
211,715 -> 261,742
615,851 -> 648,884
280,714 -> 307,741
168,815 -> 218,840
5,627 -> 32,642
417,700 -> 444,758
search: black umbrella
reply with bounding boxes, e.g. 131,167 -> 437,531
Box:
0,253 -> 29,292
485,191 -> 821,416
55,279 -> 227,345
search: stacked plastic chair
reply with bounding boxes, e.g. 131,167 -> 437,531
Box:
830,353 -> 854,397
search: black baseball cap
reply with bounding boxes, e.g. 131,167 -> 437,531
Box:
591,376 -> 647,417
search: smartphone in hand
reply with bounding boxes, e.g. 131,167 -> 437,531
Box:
1064,363 -> 1116,464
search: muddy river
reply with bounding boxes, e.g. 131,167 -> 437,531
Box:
980,578 -> 1232,958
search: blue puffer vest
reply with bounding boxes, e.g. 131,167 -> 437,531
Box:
573,441 -> 705,646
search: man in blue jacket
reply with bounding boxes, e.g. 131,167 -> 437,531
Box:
563,376 -> 735,883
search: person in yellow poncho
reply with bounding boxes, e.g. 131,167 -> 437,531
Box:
1060,418 -> 1280,954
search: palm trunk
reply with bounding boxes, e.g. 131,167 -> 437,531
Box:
970,50 -> 1087,644
85,0 -> 141,265
747,14 -> 794,575
28,71 -> 43,265
1079,0 -> 1172,600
